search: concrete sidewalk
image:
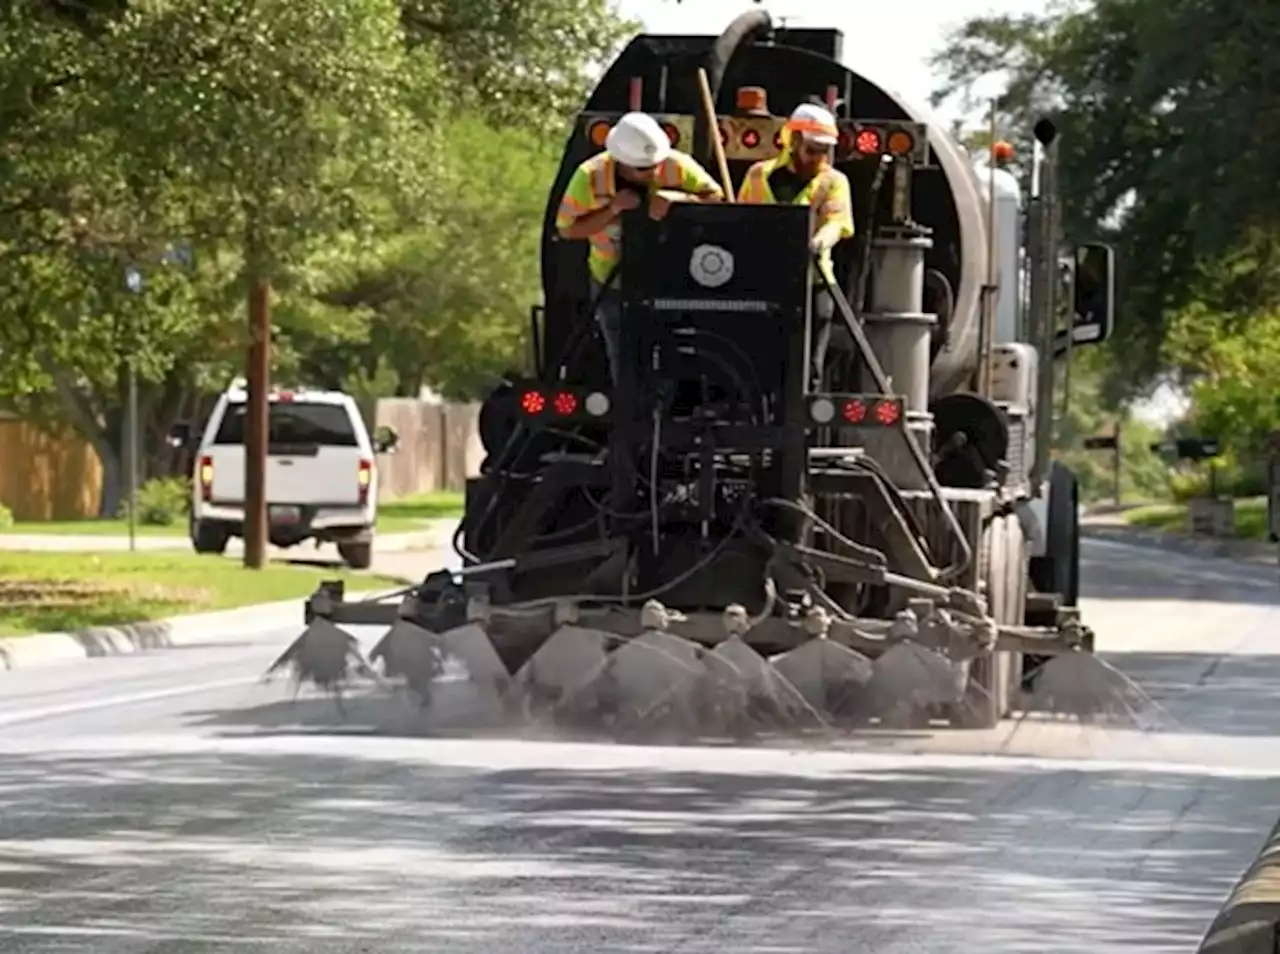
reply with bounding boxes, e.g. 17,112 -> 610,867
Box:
0,519 -> 459,557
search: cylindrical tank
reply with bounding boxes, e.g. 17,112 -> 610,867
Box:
537,13 -> 996,400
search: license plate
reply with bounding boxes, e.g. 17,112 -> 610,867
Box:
269,505 -> 301,524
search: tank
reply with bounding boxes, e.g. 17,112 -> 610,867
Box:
536,10 -> 995,401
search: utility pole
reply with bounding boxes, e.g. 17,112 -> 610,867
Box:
124,265 -> 143,552
243,274 -> 271,569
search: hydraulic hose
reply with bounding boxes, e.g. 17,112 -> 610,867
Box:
697,9 -> 773,166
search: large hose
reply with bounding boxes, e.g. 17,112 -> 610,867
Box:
696,9 -> 773,165
706,9 -> 772,96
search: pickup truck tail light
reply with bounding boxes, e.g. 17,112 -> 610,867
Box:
198,455 -> 214,502
357,457 -> 372,505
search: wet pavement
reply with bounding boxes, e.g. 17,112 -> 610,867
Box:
0,537 -> 1277,952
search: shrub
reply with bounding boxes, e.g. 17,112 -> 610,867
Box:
119,477 -> 191,526
0,502 -> 12,530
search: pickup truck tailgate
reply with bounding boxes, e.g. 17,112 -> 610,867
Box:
205,399 -> 366,506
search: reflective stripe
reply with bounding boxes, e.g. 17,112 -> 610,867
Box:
581,155 -> 620,280
570,151 -> 721,282
786,117 -> 839,140
589,155 -> 613,203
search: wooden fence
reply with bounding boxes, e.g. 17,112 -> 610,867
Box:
0,400 -> 482,521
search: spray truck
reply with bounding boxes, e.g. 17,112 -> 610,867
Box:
271,9 -> 1125,734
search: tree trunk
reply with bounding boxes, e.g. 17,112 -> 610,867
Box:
98,446 -> 123,519
47,367 -> 123,518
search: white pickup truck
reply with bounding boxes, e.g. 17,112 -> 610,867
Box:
169,380 -> 398,569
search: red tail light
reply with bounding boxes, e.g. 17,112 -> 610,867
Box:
520,390 -> 547,415
841,399 -> 867,424
810,394 -> 904,428
855,128 -> 882,154
874,400 -> 901,426
552,391 -> 578,416
357,457 -> 372,505
198,455 -> 214,502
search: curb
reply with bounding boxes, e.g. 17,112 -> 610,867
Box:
0,587 -> 395,673
1196,814 -> 1280,952
1081,524 -> 1277,566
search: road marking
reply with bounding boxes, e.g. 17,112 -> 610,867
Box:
0,676 -> 261,728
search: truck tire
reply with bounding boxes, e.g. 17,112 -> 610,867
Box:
339,541 -> 373,570
1030,461 -> 1080,607
191,519 -> 230,555
961,512 -> 1025,729
1025,462 -> 1084,684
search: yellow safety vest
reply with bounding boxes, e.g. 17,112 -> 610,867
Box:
555,150 -> 721,283
737,158 -> 855,287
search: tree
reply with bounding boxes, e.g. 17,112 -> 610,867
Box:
399,0 -> 636,129
930,0 -> 1280,395
1162,250 -> 1280,463
0,0 -> 635,521
310,113 -> 559,400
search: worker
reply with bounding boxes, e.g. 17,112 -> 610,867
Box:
555,111 -> 725,381
737,102 -> 855,386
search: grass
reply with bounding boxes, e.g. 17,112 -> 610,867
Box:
1123,495 -> 1269,540
0,551 -> 403,637
1,490 -> 464,538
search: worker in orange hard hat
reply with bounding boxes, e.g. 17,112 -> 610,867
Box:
555,112 -> 724,381
737,102 -> 855,385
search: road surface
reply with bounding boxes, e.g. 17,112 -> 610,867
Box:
0,538 -> 1277,952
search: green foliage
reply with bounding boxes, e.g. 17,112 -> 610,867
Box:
0,502 -> 12,530
931,0 -> 1280,395
118,476 -> 191,527
0,0 -> 634,512
400,0 -> 637,130
1050,349 -> 1168,502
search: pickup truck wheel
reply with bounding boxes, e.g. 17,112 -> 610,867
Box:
191,519 -> 230,555
338,541 -> 373,570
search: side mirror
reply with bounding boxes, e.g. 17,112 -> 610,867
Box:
1055,242 -> 1115,356
166,421 -> 193,449
372,424 -> 400,455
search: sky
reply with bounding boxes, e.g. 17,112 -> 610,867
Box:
614,0 -> 1041,124
614,0 -> 1188,426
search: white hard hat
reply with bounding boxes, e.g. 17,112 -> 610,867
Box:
605,112 -> 672,167
786,103 -> 839,146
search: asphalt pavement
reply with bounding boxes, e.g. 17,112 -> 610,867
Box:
0,538 -> 1278,952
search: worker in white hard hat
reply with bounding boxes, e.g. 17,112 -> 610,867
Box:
738,102 -> 855,385
556,111 -> 724,381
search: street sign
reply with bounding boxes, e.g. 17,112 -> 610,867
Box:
1149,437 -> 1220,461
160,241 -> 193,267
1082,435 -> 1117,450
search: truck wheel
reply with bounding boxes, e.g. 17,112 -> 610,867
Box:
191,519 -> 230,555
1025,462 -> 1083,683
1030,461 -> 1080,606
338,541 -> 373,570
961,512 -> 1025,729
